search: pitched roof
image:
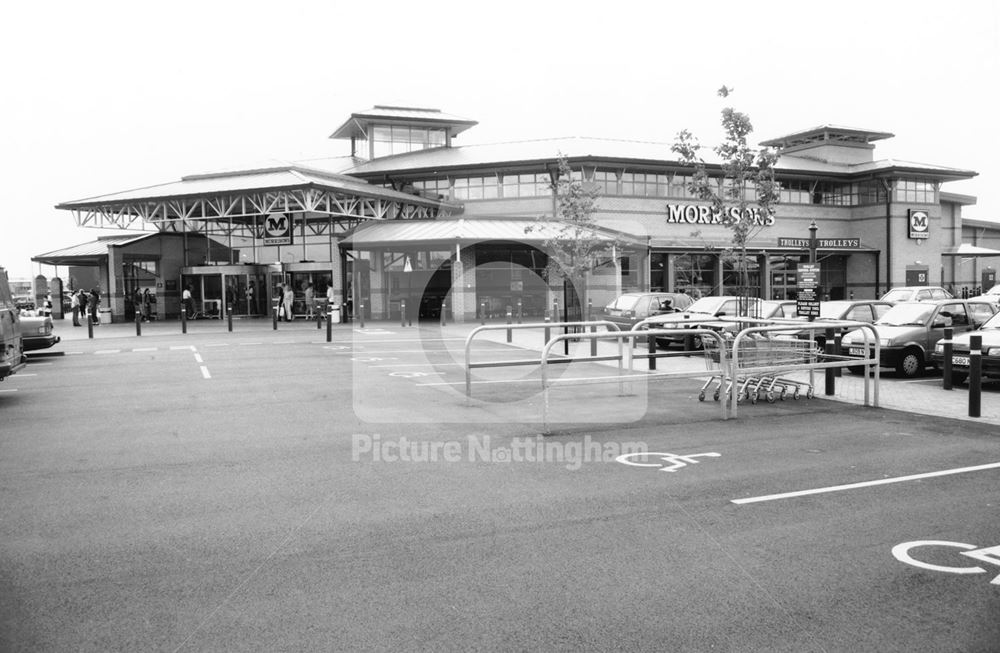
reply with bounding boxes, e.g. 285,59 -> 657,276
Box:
330,106 -> 478,140
341,217 -> 641,247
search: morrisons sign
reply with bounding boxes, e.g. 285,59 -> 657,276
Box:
666,204 -> 775,227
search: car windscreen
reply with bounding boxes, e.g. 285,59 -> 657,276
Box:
981,312 -> 1000,329
817,302 -> 851,318
880,289 -> 912,302
684,297 -> 727,315
876,303 -> 935,326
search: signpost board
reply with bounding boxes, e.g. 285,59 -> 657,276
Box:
797,263 -> 820,318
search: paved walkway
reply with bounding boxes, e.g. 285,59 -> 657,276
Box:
45,315 -> 1000,426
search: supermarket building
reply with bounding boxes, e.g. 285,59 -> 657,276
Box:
44,105 -> 1000,322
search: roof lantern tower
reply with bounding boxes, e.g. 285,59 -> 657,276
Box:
330,105 -> 478,161
759,125 -> 894,165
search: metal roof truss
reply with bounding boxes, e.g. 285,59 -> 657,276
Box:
68,187 -> 447,231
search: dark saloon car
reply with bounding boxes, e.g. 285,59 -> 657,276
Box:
931,310 -> 1000,384
842,299 -> 997,377
603,292 -> 693,330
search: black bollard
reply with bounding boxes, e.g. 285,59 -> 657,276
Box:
969,335 -> 982,418
135,310 -> 142,337
942,327 -> 953,391
359,302 -> 365,329
326,308 -> 332,342
506,308 -> 512,343
440,300 -> 446,328
227,304 -> 233,332
181,307 -> 187,334
516,299 -> 522,325
401,300 -> 407,328
272,306 -> 278,330
544,316 -> 550,346
824,328 -> 835,396
480,301 -> 486,326
648,328 -> 657,371
87,311 -> 94,339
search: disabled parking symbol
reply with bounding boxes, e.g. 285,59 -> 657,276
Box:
616,451 -> 721,472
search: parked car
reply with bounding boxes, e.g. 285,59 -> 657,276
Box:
842,299 -> 997,377
798,300 -> 895,348
761,300 -> 798,319
18,314 -> 60,351
0,268 -> 27,382
648,295 -> 763,349
930,310 -> 1000,384
603,292 -> 694,330
879,286 -> 953,304
969,283 -> 1000,306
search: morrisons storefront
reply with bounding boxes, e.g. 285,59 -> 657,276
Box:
52,105 -> 1000,322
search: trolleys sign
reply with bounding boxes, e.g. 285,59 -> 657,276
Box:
264,213 -> 293,245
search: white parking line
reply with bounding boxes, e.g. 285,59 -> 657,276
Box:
204,343 -> 230,347
133,347 -> 157,352
0,388 -> 17,393
95,349 -> 121,355
369,362 -> 462,368
170,345 -> 196,351
200,366 -> 211,379
239,342 -> 264,346
732,461 -> 1000,505
194,353 -> 204,363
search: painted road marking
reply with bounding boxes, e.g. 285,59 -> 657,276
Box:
14,373 -> 37,377
239,342 -> 264,346
370,362 -> 462,368
95,349 -> 121,355
133,347 -> 157,352
892,541 -> 1000,585
66,352 -> 83,355
389,371 -> 430,378
732,461 -> 1000,505
194,353 -> 204,363
352,357 -> 398,362
616,452 -> 721,472
204,343 -> 229,347
170,345 -> 196,351
200,366 -> 212,379
0,388 -> 17,393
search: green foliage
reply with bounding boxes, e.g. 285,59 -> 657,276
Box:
670,87 -> 781,298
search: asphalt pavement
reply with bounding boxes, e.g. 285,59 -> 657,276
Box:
1,316 -> 998,651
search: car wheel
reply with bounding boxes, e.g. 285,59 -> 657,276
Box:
950,371 -> 968,385
895,349 -> 924,378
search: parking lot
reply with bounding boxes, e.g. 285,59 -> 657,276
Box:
2,319 -> 999,651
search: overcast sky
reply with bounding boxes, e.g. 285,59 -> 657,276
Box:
2,0 -> 998,279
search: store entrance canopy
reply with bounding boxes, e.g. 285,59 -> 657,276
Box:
942,243 -> 1000,257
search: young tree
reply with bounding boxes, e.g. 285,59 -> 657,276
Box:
526,154 -> 622,321
671,86 -> 781,311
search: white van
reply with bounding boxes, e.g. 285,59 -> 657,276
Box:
0,267 -> 27,382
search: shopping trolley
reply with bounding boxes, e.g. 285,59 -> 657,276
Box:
700,333 -> 819,404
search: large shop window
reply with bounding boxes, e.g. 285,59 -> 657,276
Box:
673,253 -> 716,297
722,255 -> 761,297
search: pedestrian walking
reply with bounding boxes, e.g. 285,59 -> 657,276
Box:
304,282 -> 314,318
141,289 -> 152,322
71,290 -> 81,326
90,289 -> 100,325
79,290 -> 88,324
283,283 -> 294,321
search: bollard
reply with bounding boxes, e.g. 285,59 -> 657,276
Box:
440,300 -> 446,327
506,308 -> 512,343
590,324 -> 597,357
516,299 -> 522,325
181,307 -> 187,334
87,311 -> 94,339
480,301 -> 486,326
941,327 -> 953,391
359,302 -> 365,329
683,314 -> 692,355
648,329 -> 657,371
544,315 -> 551,346
272,305 -> 278,330
833,332 -> 843,377
326,308 -> 333,342
824,328 -> 835,396
401,299 -> 407,328
228,304 -> 233,332
316,302 -> 322,330
969,335 -> 982,418
135,310 -> 141,337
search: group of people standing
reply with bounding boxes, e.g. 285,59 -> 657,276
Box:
70,289 -> 101,327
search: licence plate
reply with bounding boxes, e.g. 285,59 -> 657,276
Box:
848,347 -> 866,356
952,355 -> 970,367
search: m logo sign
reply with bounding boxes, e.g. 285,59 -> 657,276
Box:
908,209 -> 930,240
263,213 -> 293,245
